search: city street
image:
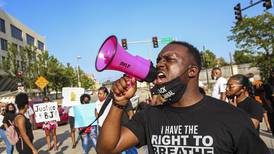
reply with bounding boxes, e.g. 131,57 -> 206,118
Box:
0,120 -> 273,154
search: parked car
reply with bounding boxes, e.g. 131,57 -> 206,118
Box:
29,98 -> 69,129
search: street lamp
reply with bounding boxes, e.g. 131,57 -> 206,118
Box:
76,56 -> 81,87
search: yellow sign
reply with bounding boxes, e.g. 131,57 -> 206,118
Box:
35,76 -> 49,90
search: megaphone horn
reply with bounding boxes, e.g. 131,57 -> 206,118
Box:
95,35 -> 157,82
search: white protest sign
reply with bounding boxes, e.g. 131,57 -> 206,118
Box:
33,102 -> 60,123
62,87 -> 84,106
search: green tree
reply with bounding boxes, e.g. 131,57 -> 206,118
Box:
200,49 -> 217,68
228,12 -> 274,81
233,50 -> 255,64
79,69 -> 95,90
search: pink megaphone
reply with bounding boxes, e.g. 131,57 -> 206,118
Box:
95,35 -> 157,82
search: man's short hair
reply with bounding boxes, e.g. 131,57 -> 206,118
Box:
15,93 -> 29,110
169,41 -> 202,69
212,67 -> 221,72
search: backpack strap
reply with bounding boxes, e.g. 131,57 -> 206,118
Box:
8,120 -> 13,126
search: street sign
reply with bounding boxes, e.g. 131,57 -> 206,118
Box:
160,37 -> 173,44
35,76 -> 49,90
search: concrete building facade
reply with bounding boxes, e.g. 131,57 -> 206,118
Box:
0,9 -> 46,75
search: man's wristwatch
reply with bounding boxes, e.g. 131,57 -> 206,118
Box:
112,101 -> 128,110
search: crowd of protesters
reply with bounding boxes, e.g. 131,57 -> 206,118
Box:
0,62 -> 273,153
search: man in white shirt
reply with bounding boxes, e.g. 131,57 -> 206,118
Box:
211,67 -> 227,101
95,87 -> 112,132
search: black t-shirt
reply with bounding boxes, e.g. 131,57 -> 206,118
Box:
124,96 -> 269,154
237,97 -> 264,122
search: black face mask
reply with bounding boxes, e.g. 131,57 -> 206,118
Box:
7,110 -> 15,114
154,76 -> 187,105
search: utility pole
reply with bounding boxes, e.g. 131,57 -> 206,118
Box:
203,46 -> 210,90
229,52 -> 234,75
77,56 -> 81,87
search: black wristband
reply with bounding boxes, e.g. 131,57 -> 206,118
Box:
112,101 -> 128,110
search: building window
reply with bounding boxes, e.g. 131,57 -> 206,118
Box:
0,18 -> 5,33
0,38 -> 7,51
10,24 -> 22,41
26,34 -> 34,45
38,40 -> 44,51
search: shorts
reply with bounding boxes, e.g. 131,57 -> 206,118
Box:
69,116 -> 75,130
43,121 -> 58,130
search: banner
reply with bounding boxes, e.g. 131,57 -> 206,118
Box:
33,102 -> 60,123
62,87 -> 84,106
73,103 -> 96,128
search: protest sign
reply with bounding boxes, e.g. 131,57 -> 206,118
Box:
33,102 -> 60,123
73,103 -> 96,128
62,87 -> 84,106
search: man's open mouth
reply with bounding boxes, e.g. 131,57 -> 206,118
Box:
156,71 -> 167,84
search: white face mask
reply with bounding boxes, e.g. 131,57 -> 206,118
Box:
249,77 -> 254,83
212,76 -> 217,80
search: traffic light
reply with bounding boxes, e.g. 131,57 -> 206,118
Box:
263,0 -> 272,10
121,39 -> 127,50
234,3 -> 242,22
152,36 -> 158,48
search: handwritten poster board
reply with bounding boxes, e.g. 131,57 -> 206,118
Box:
33,102 -> 60,123
62,87 -> 84,106
73,103 -> 96,128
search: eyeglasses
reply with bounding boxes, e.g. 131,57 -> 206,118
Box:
226,84 -> 243,89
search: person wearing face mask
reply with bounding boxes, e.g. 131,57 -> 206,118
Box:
211,67 -> 227,101
0,103 -> 16,154
225,74 -> 264,131
96,41 -> 269,153
14,93 -> 38,154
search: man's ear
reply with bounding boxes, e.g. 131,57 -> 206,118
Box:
188,65 -> 199,78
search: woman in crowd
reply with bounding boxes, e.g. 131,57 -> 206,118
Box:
95,87 -> 111,132
225,74 -> 264,131
14,93 -> 38,154
42,97 -> 58,151
79,94 -> 96,154
3,103 -> 17,154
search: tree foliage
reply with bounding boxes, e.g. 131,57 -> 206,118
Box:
228,12 -> 274,81
200,49 -> 228,68
1,45 -> 96,95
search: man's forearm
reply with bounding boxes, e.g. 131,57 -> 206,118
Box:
96,105 -> 124,153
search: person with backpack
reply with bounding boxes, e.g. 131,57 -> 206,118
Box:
1,103 -> 17,154
14,93 -> 38,154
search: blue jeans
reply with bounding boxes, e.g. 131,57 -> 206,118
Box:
0,128 -> 13,154
81,126 -> 97,154
121,147 -> 138,154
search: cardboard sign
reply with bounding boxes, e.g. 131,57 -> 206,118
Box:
73,103 -> 96,128
33,102 -> 60,123
62,87 -> 84,106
